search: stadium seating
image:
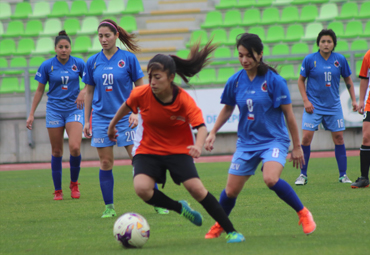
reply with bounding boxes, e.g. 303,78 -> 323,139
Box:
5,57 -> 27,75
242,9 -> 261,26
211,47 -> 231,65
223,10 -> 242,28
0,2 -> 11,20
238,0 -> 257,8
316,3 -> 338,21
327,21 -> 344,37
186,30 -> 208,48
279,64 -> 296,80
0,21 -> 3,37
255,0 -> 274,7
342,21 -> 363,38
124,0 -> 144,14
191,68 -> 216,86
73,36 -> 92,53
29,56 -> 45,74
29,1 -> 50,19
40,19 -> 62,37
215,67 -> 235,84
302,23 -> 323,41
32,37 -> 54,55
273,0 -> 293,6
362,21 -> 370,38
0,58 -> 7,75
289,43 -> 309,60
215,0 -> 237,9
350,40 -> 368,58
336,2 -> 358,20
79,17 -> 99,35
29,77 -> 40,92
0,39 -> 16,56
260,7 -> 280,25
335,41 -> 350,58
48,1 -> 70,18
270,44 -> 289,62
14,38 -> 35,56
284,24 -> 304,42
68,1 -> 88,17
24,20 -> 43,37
0,77 -> 21,94
87,0 -> 107,16
119,16 -> 137,33
226,28 -> 245,46
358,2 -> 370,18
11,2 -> 32,19
265,25 -> 284,43
64,18 -> 81,36
299,5 -> 318,23
104,0 -> 126,15
248,26 -> 265,41
355,60 -> 362,76
209,29 -> 227,45
2,20 -> 24,38
280,6 -> 299,24
201,11 -> 222,29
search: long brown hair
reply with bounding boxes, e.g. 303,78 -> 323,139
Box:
98,19 -> 140,53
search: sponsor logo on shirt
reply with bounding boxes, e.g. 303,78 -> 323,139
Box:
276,95 -> 287,101
62,85 -> 68,90
230,163 -> 240,170
324,66 -> 331,69
49,121 -> 59,125
261,81 -> 267,92
247,113 -> 255,120
93,138 -> 105,144
301,66 -> 305,71
304,122 -> 315,128
118,60 -> 125,68
170,116 -> 186,122
104,67 -> 113,70
72,64 -> 78,71
334,60 -> 340,68
105,86 -> 113,92
245,90 -> 255,94
83,72 -> 86,76
36,72 -> 41,77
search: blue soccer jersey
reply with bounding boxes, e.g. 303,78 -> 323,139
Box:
221,69 -> 291,151
82,48 -> 144,125
300,51 -> 351,114
35,55 -> 85,111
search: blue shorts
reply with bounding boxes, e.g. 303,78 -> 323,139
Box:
302,109 -> 345,132
228,145 -> 288,176
91,124 -> 136,148
46,108 -> 84,128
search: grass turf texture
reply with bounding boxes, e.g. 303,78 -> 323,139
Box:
0,156 -> 368,255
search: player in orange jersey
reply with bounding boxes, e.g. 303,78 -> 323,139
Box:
352,49 -> 370,188
107,42 -> 245,243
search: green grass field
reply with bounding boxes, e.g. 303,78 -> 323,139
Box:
0,156 -> 368,255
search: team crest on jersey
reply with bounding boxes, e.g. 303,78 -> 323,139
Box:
72,64 -> 78,71
261,81 -> 267,92
118,60 -> 125,68
334,60 -> 340,68
170,115 -> 185,122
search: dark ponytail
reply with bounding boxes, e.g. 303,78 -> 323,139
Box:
236,33 -> 277,76
98,19 -> 140,53
55,30 -> 71,46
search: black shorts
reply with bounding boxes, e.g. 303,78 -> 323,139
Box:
363,111 -> 370,122
132,154 -> 199,186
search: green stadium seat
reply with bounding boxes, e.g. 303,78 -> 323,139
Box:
248,26 -> 265,41
0,2 -> 11,20
192,68 -> 216,86
67,1 -> 88,17
73,36 -> 92,53
0,58 -> 7,74
29,77 -> 41,92
302,23 -> 323,41
64,18 -> 81,36
327,21 -> 344,37
48,1 -> 70,18
317,3 -> 338,21
29,56 -> 45,73
201,11 -> 223,29
176,49 -> 190,59
231,48 -> 239,64
186,30 -> 208,48
29,1 -> 50,19
284,24 -> 304,42
11,2 -> 32,19
238,0 -> 256,8
119,16 -> 137,33
104,0 -> 126,15
299,5 -> 318,23
351,40 -> 368,58
342,21 -> 362,39
356,60 -> 362,77
86,0 -> 107,16
24,20 -> 43,37
4,57 -> 27,75
336,2 -> 358,20
265,25 -> 284,43
14,38 -> 35,56
358,2 -> 370,18
335,40 -> 349,58
312,43 -> 319,53
32,37 -> 54,55
312,0 -> 329,3
289,42 -> 309,60
72,54 -> 84,60
223,10 -> 242,28
123,0 -> 144,14
80,17 -> 99,35
3,20 -> 24,38
210,29 -> 227,45
261,7 -> 280,25
216,0 -> 237,9
102,16 -> 118,23
263,45 -> 270,56
0,39 -> 16,56
270,44 -> 290,62
211,47 -> 231,65
255,0 -> 274,7
329,0 -> 347,2
280,6 -> 299,24
0,78 -> 21,94
242,9 -> 261,26
89,36 -> 101,53
273,0 -> 293,6
226,28 -> 245,46
215,67 -> 235,84
0,21 -> 3,37
279,64 -> 296,80
291,0 -> 310,4
362,21 -> 370,38
40,19 -> 62,37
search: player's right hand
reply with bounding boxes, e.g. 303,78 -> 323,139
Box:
358,101 -> 364,115
303,100 -> 314,114
26,115 -> 34,130
204,133 -> 216,152
83,123 -> 92,138
107,125 -> 118,142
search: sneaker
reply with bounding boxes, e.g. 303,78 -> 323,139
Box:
339,174 -> 352,183
101,207 -> 117,218
69,181 -> 80,199
351,177 -> 370,188
53,190 -> 63,200
154,207 -> 169,214
225,231 -> 245,243
205,222 -> 224,239
295,174 -> 307,185
179,200 -> 203,226
297,207 -> 316,235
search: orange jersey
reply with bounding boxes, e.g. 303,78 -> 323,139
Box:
126,85 -> 205,156
359,50 -> 370,111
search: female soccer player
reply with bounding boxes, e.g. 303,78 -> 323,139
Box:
295,29 -> 358,185
107,42 -> 245,243
203,33 -> 316,239
26,30 -> 85,200
352,49 -> 370,188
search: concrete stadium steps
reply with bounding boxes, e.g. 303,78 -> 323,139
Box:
152,0 -> 211,11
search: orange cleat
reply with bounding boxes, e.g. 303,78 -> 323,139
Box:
205,222 -> 224,239
53,190 -> 63,200
69,181 -> 80,199
298,207 -> 316,235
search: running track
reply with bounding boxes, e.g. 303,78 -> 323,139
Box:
0,150 -> 360,172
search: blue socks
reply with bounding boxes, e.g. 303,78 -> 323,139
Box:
300,145 -> 311,176
270,179 -> 304,212
335,144 -> 347,177
219,189 -> 236,216
99,169 -> 114,205
51,155 -> 62,191
70,154 -> 81,182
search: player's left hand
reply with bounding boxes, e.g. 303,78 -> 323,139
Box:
187,145 -> 202,158
289,146 -> 305,169
129,113 -> 138,129
107,125 -> 119,142
75,94 -> 84,109
352,101 -> 359,112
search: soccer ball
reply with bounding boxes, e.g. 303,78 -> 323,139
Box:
113,212 -> 150,248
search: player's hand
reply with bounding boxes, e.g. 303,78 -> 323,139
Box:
289,146 -> 305,169
358,101 -> 364,115
26,115 -> 34,130
75,94 -> 84,109
204,133 -> 216,151
303,100 -> 314,114
187,144 -> 202,158
129,113 -> 138,129
83,122 -> 92,138
107,124 -> 118,142
352,101 -> 359,112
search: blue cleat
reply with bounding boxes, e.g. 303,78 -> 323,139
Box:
226,231 -> 245,243
179,200 -> 203,226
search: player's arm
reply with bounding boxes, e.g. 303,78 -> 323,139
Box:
108,102 -> 132,142
26,82 -> 46,130
75,85 -> 86,110
188,125 -> 207,158
281,103 -> 305,169
134,77 -> 144,87
83,84 -> 94,138
343,76 -> 358,112
297,74 -> 314,113
358,78 -> 369,114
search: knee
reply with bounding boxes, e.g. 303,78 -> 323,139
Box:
69,146 -> 80,157
333,134 -> 344,145
224,188 -> 239,199
263,176 -> 278,188
363,133 -> 370,146
301,135 -> 312,146
100,158 -> 113,170
134,185 -> 152,201
187,185 -> 208,201
52,149 -> 63,158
